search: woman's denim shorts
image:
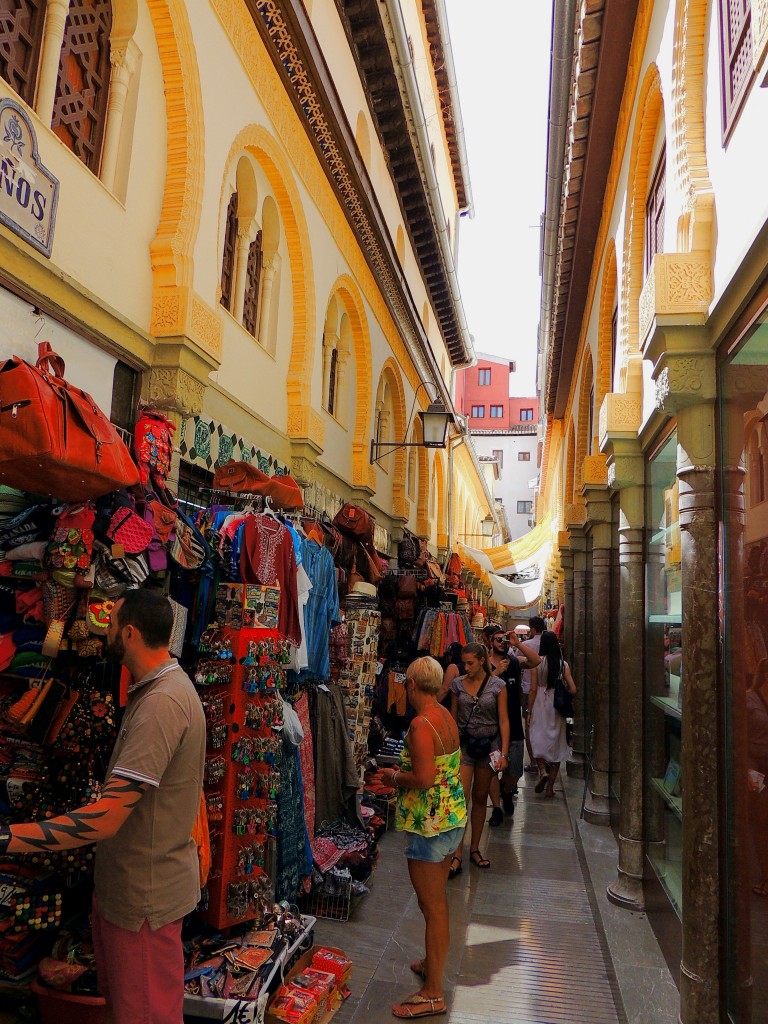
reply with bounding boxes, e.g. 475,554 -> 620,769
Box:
403,825 -> 465,863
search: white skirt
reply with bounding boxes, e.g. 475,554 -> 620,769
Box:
528,686 -> 571,764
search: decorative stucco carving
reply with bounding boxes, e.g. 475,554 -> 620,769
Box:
753,0 -> 768,73
147,367 -> 206,418
582,454 -> 609,486
655,355 -> 715,412
565,502 -> 587,528
599,392 -> 643,450
655,367 -> 670,410
290,456 -> 316,488
639,253 -> 712,345
190,295 -> 223,360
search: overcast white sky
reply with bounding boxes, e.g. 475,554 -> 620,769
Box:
444,0 -> 553,396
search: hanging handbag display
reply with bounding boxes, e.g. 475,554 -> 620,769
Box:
333,503 -> 374,543
398,531 -> 419,566
0,342 -> 140,500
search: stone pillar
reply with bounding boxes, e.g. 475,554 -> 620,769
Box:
602,413 -> 646,910
232,224 -> 252,323
582,457 -> 612,824
100,40 -> 139,192
652,341 -> 719,1024
37,0 -> 70,126
257,251 -> 280,351
559,535 -> 574,663
567,523 -> 589,778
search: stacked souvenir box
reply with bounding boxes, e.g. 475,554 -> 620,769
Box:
335,610 -> 380,777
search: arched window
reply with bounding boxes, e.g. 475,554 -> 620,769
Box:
242,230 -> 263,337
220,192 -> 238,312
0,2 -> 46,106
52,0 -> 113,173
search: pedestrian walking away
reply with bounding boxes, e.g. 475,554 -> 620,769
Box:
528,630 -> 577,798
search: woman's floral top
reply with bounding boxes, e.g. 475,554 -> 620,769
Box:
394,731 -> 467,837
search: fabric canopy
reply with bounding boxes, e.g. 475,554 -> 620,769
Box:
488,571 -> 545,609
459,514 -> 553,575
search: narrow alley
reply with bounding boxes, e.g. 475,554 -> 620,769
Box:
315,774 -> 679,1024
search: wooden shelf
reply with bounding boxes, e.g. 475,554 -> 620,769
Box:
650,695 -> 681,721
651,776 -> 683,821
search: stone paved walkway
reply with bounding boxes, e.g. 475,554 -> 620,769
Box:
314,772 -> 631,1024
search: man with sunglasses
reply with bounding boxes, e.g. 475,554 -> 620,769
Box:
487,627 -> 529,822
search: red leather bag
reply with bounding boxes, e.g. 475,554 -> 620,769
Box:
0,343 -> 140,500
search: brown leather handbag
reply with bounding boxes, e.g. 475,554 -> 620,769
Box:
333,502 -> 374,543
0,343 -> 139,500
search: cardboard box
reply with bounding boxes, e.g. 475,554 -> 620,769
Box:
265,946 -> 349,1024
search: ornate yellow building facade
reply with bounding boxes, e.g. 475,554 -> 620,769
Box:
0,0 -> 498,563
537,2 -> 768,1021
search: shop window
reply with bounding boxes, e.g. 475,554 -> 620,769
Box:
492,449 -> 503,468
645,144 -> 666,275
520,408 -> 533,421
0,1 -> 46,106
478,368 -> 491,386
645,430 -> 682,918
718,0 -> 754,141
242,230 -> 263,337
516,500 -> 532,514
490,405 -> 504,418
721,310 -> 768,1018
471,405 -> 485,419
109,359 -> 138,433
518,451 -> 531,462
51,0 -> 113,174
220,192 -> 238,312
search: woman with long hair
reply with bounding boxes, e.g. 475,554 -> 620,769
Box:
528,630 -> 576,798
380,657 -> 466,1019
448,642 -> 509,873
438,642 -> 464,707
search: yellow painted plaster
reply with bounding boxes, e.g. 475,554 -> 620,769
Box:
209,0 -> 429,403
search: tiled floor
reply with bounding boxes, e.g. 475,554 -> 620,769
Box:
315,772 -> 631,1024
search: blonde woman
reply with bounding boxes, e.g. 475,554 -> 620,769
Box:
381,656 -> 466,1019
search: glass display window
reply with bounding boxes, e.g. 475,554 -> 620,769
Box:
645,429 -> 683,916
720,307 -> 768,1023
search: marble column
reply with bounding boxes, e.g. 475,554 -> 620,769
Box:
583,467 -> 612,825
567,525 -> 589,778
654,349 -> 719,1024
600,394 -> 646,908
608,474 -> 645,908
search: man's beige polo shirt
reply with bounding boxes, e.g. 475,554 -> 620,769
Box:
94,659 -> 206,931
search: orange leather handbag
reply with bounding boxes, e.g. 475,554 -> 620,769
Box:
0,342 -> 140,500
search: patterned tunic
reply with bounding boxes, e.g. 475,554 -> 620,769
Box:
395,731 -> 467,837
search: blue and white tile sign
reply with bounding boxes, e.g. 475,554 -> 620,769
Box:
0,99 -> 58,257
